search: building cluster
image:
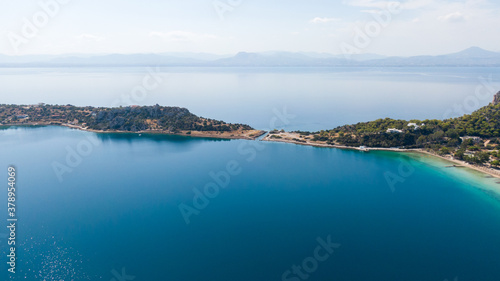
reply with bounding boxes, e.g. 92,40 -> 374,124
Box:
386,123 -> 426,133
460,136 -> 482,143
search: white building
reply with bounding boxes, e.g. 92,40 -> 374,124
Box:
386,128 -> 403,133
407,123 -> 419,130
407,123 -> 425,130
464,151 -> 475,157
460,136 -> 482,143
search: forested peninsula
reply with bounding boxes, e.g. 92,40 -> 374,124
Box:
265,91 -> 500,171
0,104 -> 264,140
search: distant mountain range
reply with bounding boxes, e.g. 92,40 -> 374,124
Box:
1,47 -> 499,67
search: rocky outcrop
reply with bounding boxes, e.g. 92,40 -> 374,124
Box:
494,91 -> 500,105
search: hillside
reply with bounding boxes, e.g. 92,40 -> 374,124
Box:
327,92 -> 500,147
1,47 -> 499,67
0,104 -> 261,139
273,91 -> 500,166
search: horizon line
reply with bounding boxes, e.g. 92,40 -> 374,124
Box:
1,46 -> 499,58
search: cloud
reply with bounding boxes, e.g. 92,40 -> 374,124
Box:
75,34 -> 105,42
360,9 -> 384,14
310,17 -> 341,24
438,12 -> 467,22
344,0 -> 431,10
149,31 -> 218,42
400,0 -> 432,10
343,0 -> 400,9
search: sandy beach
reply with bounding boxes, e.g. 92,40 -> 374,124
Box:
262,132 -> 416,152
414,149 -> 500,179
262,131 -> 500,181
66,124 -> 265,140
6,123 -> 500,183
1,122 -> 266,140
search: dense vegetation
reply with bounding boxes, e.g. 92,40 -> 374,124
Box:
0,104 -> 253,133
295,92 -> 500,166
319,100 -> 500,147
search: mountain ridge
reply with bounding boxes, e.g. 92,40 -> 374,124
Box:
1,47 -> 499,67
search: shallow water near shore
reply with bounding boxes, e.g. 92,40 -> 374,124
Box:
400,151 -> 500,200
1,126 -> 500,280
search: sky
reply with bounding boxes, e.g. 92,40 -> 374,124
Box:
0,0 -> 499,56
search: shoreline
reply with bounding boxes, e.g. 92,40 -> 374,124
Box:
63,124 -> 267,140
411,149 -> 500,180
1,122 -> 267,141
261,132 -> 416,152
262,132 -> 500,181
5,122 -> 500,183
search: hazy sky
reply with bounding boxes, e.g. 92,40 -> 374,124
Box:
1,0 -> 499,56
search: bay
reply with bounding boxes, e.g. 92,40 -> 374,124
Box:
1,126 -> 500,280
1,66 -> 500,280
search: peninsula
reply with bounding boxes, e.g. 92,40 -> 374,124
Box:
0,104 -> 264,140
264,91 -> 500,178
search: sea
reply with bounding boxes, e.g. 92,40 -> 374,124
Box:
1,67 -> 500,280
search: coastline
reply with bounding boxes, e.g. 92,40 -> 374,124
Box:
262,132 -> 500,181
261,132 -> 417,152
411,149 -> 500,180
1,122 -> 267,141
5,122 -> 500,186
63,124 -> 266,140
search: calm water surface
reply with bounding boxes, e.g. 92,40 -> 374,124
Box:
1,67 -> 499,131
0,126 -> 500,280
1,67 -> 500,280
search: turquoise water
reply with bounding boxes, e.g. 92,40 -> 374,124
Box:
2,126 -> 500,280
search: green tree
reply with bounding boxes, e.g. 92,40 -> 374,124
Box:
439,147 -> 451,155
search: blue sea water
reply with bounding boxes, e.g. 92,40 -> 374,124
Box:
1,67 -> 499,131
1,126 -> 500,280
1,67 -> 500,280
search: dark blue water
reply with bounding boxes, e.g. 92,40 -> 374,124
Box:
1,126 -> 500,280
